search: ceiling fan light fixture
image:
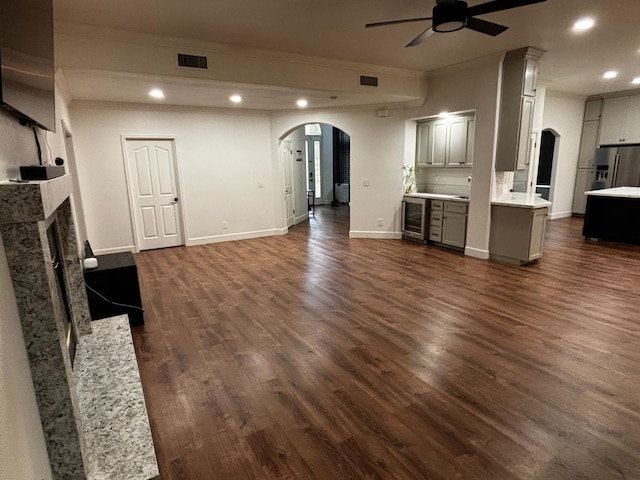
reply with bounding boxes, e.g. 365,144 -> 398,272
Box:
432,2 -> 467,33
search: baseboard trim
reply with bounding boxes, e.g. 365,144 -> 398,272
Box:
548,211 -> 572,220
295,212 -> 309,224
464,246 -> 490,260
189,228 -> 288,246
93,245 -> 136,255
349,231 -> 403,240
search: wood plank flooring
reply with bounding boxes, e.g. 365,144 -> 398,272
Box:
132,206 -> 640,480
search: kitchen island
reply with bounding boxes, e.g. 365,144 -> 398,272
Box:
583,187 -> 640,245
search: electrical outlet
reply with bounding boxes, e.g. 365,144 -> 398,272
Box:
222,221 -> 228,229
258,180 -> 264,187
377,218 -> 384,226
363,179 -> 370,187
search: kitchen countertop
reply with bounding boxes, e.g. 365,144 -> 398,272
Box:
584,186 -> 640,198
405,192 -> 470,203
492,192 -> 552,209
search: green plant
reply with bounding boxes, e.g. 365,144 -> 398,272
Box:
402,165 -> 416,194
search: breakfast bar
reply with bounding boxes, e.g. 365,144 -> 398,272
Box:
583,187 -> 640,245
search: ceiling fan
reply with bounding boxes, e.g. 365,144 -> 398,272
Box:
366,0 -> 547,47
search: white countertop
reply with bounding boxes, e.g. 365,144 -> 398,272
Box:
584,186 -> 640,198
405,192 -> 470,203
492,192 -> 552,209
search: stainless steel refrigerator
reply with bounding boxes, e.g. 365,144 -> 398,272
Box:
592,146 -> 640,190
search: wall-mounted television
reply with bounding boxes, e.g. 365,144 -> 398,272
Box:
0,0 -> 55,132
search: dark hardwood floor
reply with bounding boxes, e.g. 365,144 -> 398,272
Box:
132,206 -> 640,480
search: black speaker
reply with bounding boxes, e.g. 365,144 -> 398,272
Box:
19,165 -> 65,180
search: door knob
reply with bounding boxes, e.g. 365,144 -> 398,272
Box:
174,197 -> 179,202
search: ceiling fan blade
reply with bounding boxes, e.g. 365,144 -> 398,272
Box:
465,17 -> 508,36
406,27 -> 434,47
366,16 -> 432,28
467,0 -> 547,17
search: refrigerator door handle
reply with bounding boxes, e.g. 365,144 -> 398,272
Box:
611,154 -> 620,187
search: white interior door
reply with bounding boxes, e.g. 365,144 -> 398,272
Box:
282,140 -> 295,227
125,138 -> 184,251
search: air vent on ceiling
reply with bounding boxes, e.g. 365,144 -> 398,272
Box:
177,53 -> 208,69
360,75 -> 378,87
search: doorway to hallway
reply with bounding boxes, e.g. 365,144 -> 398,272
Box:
280,123 -> 350,232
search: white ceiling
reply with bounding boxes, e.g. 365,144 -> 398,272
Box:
53,0 -> 640,107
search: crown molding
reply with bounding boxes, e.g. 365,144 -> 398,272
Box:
55,21 -> 428,80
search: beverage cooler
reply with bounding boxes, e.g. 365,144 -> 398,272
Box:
401,196 -> 429,243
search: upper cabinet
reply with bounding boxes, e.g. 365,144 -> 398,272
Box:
578,120 -> 600,169
495,47 -> 544,171
584,98 -> 602,121
416,114 -> 475,168
599,95 -> 640,146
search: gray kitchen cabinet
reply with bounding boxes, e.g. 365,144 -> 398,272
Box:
416,114 -> 475,168
442,211 -> 467,249
572,168 -> 594,214
445,115 -> 475,167
429,200 -> 443,242
427,200 -> 468,250
584,98 -> 602,121
490,205 -> 548,264
495,47 -> 544,171
416,122 -> 432,167
577,120 -> 600,169
599,95 -> 640,145
431,120 -> 447,167
441,201 -> 468,249
416,119 -> 445,167
572,99 -> 601,214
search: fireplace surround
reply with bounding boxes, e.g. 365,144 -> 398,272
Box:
0,174 -> 92,478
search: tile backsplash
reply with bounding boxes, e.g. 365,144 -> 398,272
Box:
416,167 -> 472,196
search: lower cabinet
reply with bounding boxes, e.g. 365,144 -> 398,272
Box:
489,205 -> 548,264
442,212 -> 467,249
429,200 -> 468,250
572,168 -> 594,214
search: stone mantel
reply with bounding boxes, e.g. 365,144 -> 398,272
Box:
0,173 -> 92,478
0,174 -> 74,224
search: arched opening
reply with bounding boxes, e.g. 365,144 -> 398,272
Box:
535,129 -> 559,201
279,122 -> 351,232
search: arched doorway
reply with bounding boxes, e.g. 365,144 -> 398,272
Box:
280,123 -> 351,230
535,129 -> 559,201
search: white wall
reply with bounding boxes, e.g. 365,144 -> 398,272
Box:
0,74 -> 77,479
542,90 -> 586,219
405,57 -> 503,259
271,109 -> 406,239
70,102 -> 280,253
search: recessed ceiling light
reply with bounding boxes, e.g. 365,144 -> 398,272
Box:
573,17 -> 595,31
149,88 -> 164,99
297,99 -> 308,108
603,71 -> 618,79
633,77 -> 640,85
229,94 -> 242,103
438,111 -> 449,118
